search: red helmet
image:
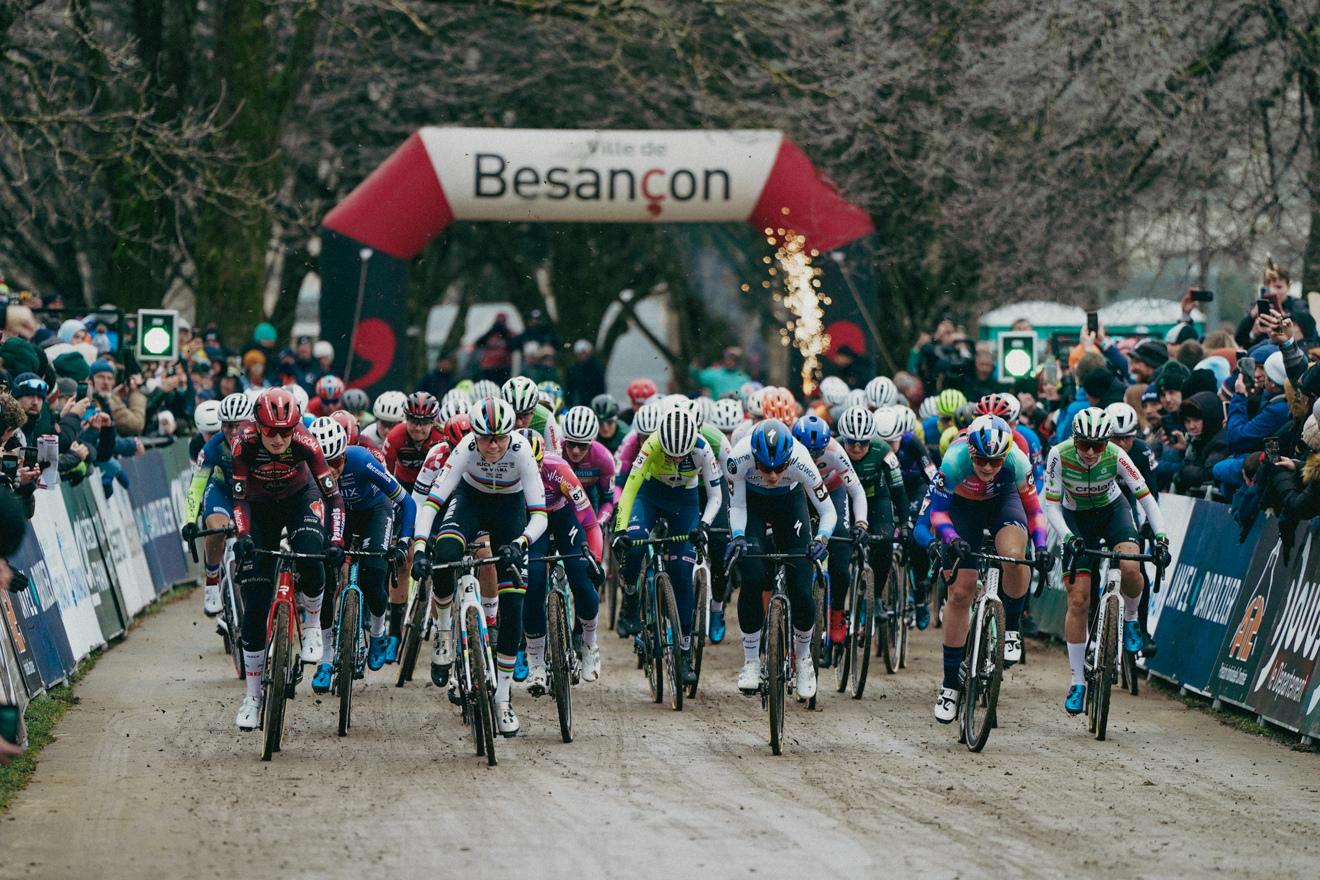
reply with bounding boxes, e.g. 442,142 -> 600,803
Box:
329,409 -> 359,446
316,374 -> 345,403
443,413 -> 471,448
975,393 -> 1014,420
761,387 -> 797,423
405,391 -> 439,421
626,378 -> 657,405
255,387 -> 301,430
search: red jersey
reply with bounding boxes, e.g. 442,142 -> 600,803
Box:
231,424 -> 345,545
383,421 -> 445,491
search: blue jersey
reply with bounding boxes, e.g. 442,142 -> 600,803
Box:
197,432 -> 236,488
1017,423 -> 1045,491
338,445 -> 416,537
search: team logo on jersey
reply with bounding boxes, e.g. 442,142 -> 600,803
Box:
727,459 -> 738,476
794,519 -> 803,536
310,499 -> 325,521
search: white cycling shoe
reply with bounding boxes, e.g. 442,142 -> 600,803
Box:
203,583 -> 222,617
525,663 -> 548,697
934,687 -> 960,724
496,699 -> 520,737
300,627 -> 323,664
1004,631 -> 1022,665
235,695 -> 261,730
795,660 -> 817,700
737,660 -> 761,694
580,646 -> 601,683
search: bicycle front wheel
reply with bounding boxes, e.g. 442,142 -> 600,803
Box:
337,589 -> 358,737
850,565 -> 874,700
880,565 -> 901,674
548,588 -> 573,743
657,573 -> 683,712
396,584 -> 428,687
688,563 -> 709,699
261,604 -> 290,761
767,597 -> 788,755
644,572 -> 663,704
835,565 -> 857,694
223,573 -> 245,681
894,558 -> 910,670
1092,592 -> 1118,741
605,544 -> 619,631
962,598 -> 1005,753
466,605 -> 497,766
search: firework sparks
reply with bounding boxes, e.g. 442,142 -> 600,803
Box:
761,212 -> 830,393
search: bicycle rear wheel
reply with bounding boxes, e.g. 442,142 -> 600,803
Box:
894,557 -> 910,670
261,604 -> 290,761
961,598 -> 1005,753
835,565 -> 858,693
223,572 -> 245,681
766,597 -> 788,756
1093,593 -> 1118,741
337,589 -> 358,737
850,565 -> 874,699
548,588 -> 573,743
880,566 -> 900,674
688,564 -> 709,699
657,573 -> 683,711
644,571 -> 663,704
466,605 -> 497,765
395,584 -> 428,687
811,570 -> 828,673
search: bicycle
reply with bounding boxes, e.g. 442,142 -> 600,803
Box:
249,547 -> 327,762
187,525 -> 242,681
878,536 -> 909,676
727,549 -> 820,755
527,552 -> 593,743
395,559 -> 433,687
831,534 -> 899,699
687,527 -> 729,699
327,542 -> 391,737
621,520 -> 690,711
429,552 -> 505,766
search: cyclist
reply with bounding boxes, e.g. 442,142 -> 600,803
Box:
190,400 -> 222,459
182,393 -> 252,618
307,417 -> 416,692
923,388 -> 966,463
624,377 -> 658,426
725,419 -> 836,700
342,388 -> 371,426
503,375 -> 563,455
1043,407 -> 1169,714
729,387 -> 765,445
361,390 -> 406,449
308,374 -> 345,416
560,406 -> 617,526
929,415 -> 1049,723
408,398 -> 547,737
864,376 -> 899,411
612,407 -> 723,686
710,397 -> 745,442
538,380 -> 564,416
1106,401 -> 1160,656
792,414 -> 868,649
611,400 -> 663,636
590,393 -> 629,455
518,429 -> 604,692
230,387 -> 345,730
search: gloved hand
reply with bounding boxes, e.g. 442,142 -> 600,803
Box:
410,550 -> 431,582
611,531 -> 630,557
1034,546 -> 1055,577
181,522 -> 199,543
943,539 -> 971,567
499,537 -> 528,567
690,522 -> 709,552
386,540 -> 408,566
807,539 -> 828,563
849,523 -> 869,546
1065,534 -> 1087,557
724,535 -> 748,565
586,554 -> 606,587
896,524 -> 913,547
1152,536 -> 1171,569
324,544 -> 345,569
233,536 -> 255,565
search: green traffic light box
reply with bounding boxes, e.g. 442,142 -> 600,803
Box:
997,331 -> 1037,381
136,309 -> 179,361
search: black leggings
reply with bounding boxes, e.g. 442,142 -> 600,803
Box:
239,484 -> 326,652
320,503 -> 394,632
737,489 -> 815,633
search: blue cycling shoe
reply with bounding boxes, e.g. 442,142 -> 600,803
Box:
368,635 -> 390,671
513,650 -> 529,682
384,635 -> 400,664
1123,620 -> 1143,654
915,602 -> 930,631
1064,683 -> 1086,715
710,609 -> 726,644
311,661 -> 334,694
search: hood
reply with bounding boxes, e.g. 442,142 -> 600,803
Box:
1180,391 -> 1224,437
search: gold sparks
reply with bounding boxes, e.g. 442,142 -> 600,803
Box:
767,226 -> 830,393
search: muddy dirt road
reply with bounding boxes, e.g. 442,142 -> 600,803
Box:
2,596 -> 1317,879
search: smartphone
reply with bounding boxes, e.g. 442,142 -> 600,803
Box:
76,382 -> 87,399
0,704 -> 19,745
1086,311 -> 1099,334
1265,437 -> 1281,464
1190,288 -> 1214,303
1239,356 -> 1257,392
21,446 -> 37,469
0,456 -> 16,479
1257,298 -> 1274,315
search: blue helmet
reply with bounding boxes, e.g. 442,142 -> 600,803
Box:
751,419 -> 794,470
792,414 -> 831,453
966,415 -> 1014,459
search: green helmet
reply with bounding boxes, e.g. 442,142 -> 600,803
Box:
936,388 -> 967,418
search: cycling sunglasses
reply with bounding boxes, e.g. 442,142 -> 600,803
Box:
842,437 -> 871,448
565,440 -> 592,452
755,460 -> 790,474
970,454 -> 1005,468
259,424 -> 296,439
1075,439 -> 1108,454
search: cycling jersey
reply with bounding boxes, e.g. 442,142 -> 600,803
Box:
729,417 -> 758,446
895,431 -> 937,486
597,420 -> 629,454
528,403 -> 563,454
410,440 -> 453,506
231,424 -> 345,546
928,443 -> 1046,549
538,453 -> 603,559
1042,438 -> 1164,538
699,424 -> 725,464
565,439 -> 617,523
359,420 -> 391,450
724,435 -> 836,541
336,445 -> 416,539
185,432 -> 235,524
383,422 -> 445,491
614,432 -> 723,530
411,432 -> 547,548
808,438 -> 868,528
850,443 -> 908,526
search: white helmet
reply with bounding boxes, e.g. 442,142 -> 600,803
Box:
894,406 -> 918,437
664,394 -> 700,425
918,396 -> 940,420
287,384 -> 309,413
694,396 -> 714,428
844,388 -> 867,410
470,398 -> 516,437
633,402 -> 662,435
194,400 -> 222,434
658,408 -> 698,458
309,416 -> 348,461
502,376 -> 541,414
373,390 -> 407,424
443,388 -> 471,409
471,379 -> 501,401
818,376 -> 849,407
1105,402 -> 1139,438
437,398 -> 466,423
865,376 -> 899,409
872,406 -> 904,442
711,398 -> 744,434
835,405 -> 875,443
1072,407 -> 1112,443
217,392 -> 254,425
560,406 -> 599,443
746,388 -> 766,419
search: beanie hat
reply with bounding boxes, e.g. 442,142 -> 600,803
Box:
12,372 -> 46,398
88,359 -> 115,377
1184,368 -> 1219,398
1164,322 -> 1199,345
253,323 -> 278,344
1080,367 -> 1113,398
57,319 -> 88,344
1156,360 -> 1190,392
55,377 -> 77,398
1131,339 -> 1169,368
1264,351 -> 1288,387
53,350 -> 90,381
0,337 -> 40,376
1299,363 -> 1320,398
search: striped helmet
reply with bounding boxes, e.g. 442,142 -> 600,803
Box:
818,376 -> 850,406
470,398 -> 515,437
309,416 -> 348,461
217,392 -> 254,425
1072,407 -> 1112,443
633,402 -> 662,435
835,405 -> 875,443
560,405 -> 600,443
373,390 -> 407,423
864,376 -> 899,409
517,428 -> 544,463
711,398 -> 744,433
658,408 -> 699,458
501,376 -> 540,414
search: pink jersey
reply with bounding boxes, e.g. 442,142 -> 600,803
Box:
542,454 -> 603,559
568,439 -> 618,523
611,430 -> 646,507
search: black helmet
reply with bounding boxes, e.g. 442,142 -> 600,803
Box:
590,393 -> 620,421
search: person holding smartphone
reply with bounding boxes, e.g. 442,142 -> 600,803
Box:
0,485 -> 29,762
1212,348 -> 1292,497
1235,261 -> 1318,348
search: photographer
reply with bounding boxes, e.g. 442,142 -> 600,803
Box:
0,392 -> 39,518
88,359 -> 147,437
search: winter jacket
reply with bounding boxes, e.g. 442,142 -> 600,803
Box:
1224,391 -> 1290,454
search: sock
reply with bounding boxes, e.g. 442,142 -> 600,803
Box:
481,595 -> 499,622
388,602 -> 405,637
526,636 -> 546,666
1002,592 -> 1026,632
743,631 -> 761,664
710,600 -> 724,614
299,591 -> 323,618
1067,641 -> 1086,685
370,613 -> 386,638
204,562 -> 220,586
1123,593 -> 1140,622
793,627 -> 813,662
942,644 -> 964,690
436,601 -> 452,635
321,627 -> 334,659
495,664 -> 513,702
680,635 -> 691,651
580,614 -> 598,649
243,651 -> 265,698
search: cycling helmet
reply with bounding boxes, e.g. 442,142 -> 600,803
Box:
560,405 -> 599,443
315,374 -> 344,403
309,416 -> 348,461
443,387 -> 472,409
287,383 -> 310,413
501,376 -> 540,414
437,399 -> 465,423
750,419 -> 794,470
864,376 -> 899,409
342,388 -> 369,413
918,396 -> 940,420
443,413 -> 471,447
658,408 -> 699,458
1104,402 -> 1139,438
792,414 -> 831,453
633,402 -> 662,435
626,378 -> 657,405
590,393 -> 620,421
538,381 -> 564,414
329,409 -> 359,446
872,406 -> 905,443
470,398 -> 515,437
471,379 -> 501,401
844,388 -> 868,410
895,406 -> 918,437
836,405 -> 875,443
762,387 -> 797,423
818,376 -> 850,407
1071,406 -> 1112,443
975,392 -> 1014,420
954,402 -> 977,430
255,387 -> 301,430
405,390 -> 439,422
243,386 -> 263,405
936,388 -> 967,418
373,390 -> 407,424
746,388 -> 766,418
517,427 -> 544,463
694,396 -> 714,428
966,415 -> 1013,459
194,400 -> 222,434
711,398 -> 744,434
218,392 -> 254,425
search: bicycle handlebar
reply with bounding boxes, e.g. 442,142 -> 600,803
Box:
252,548 -> 331,562
1063,545 -> 1166,594
186,525 -> 235,563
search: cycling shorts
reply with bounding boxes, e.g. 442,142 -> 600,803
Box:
1062,499 -> 1139,576
946,491 -> 1026,571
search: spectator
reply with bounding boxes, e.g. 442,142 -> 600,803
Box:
416,354 -> 456,399
0,392 -> 39,516
515,308 -> 561,352
11,373 -> 53,439
291,336 -> 322,392
1171,336 -> 1204,370
1053,352 -> 1110,443
89,359 -> 147,437
1236,259 -> 1319,348
241,351 -> 268,390
313,340 -> 335,374
1155,361 -> 1190,437
0,484 -> 28,763
1163,390 -> 1228,494
822,343 -> 867,388
566,339 -> 606,407
473,312 -> 516,384
243,322 -> 279,362
894,371 -> 924,407
525,343 -> 559,384
1141,386 -> 1163,435
1214,349 -> 1291,494
1128,339 -> 1168,384
957,345 -> 1000,400
691,346 -> 752,399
